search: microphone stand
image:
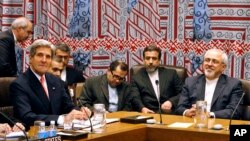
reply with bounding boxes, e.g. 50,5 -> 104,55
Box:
0,112 -> 29,141
76,98 -> 94,133
226,92 -> 245,131
155,80 -> 163,124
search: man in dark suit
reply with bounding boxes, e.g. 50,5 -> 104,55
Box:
0,17 -> 33,77
79,60 -> 132,112
176,49 -> 243,119
131,45 -> 183,114
48,56 -> 74,101
54,43 -> 85,86
10,39 -> 90,126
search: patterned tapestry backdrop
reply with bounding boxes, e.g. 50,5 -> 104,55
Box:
0,0 -> 250,80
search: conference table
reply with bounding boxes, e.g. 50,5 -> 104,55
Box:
29,111 -> 250,141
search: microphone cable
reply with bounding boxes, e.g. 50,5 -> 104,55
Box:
76,98 -> 93,133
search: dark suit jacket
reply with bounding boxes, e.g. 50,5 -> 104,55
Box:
0,30 -> 17,77
130,67 -> 183,113
175,74 -> 243,119
66,67 -> 85,85
10,68 -> 76,126
79,74 -> 132,112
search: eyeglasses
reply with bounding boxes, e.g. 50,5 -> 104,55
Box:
57,55 -> 69,60
110,71 -> 126,81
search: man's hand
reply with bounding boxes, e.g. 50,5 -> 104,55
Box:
67,109 -> 86,120
161,100 -> 172,110
12,122 -> 25,132
141,107 -> 155,113
81,107 -> 92,119
0,123 -> 12,134
185,105 -> 196,117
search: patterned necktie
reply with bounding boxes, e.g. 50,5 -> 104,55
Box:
40,75 -> 49,98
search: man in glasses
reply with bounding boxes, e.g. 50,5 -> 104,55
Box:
54,43 -> 85,86
79,60 -> 132,112
131,45 -> 183,114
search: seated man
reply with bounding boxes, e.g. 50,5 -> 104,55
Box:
54,42 -> 85,86
176,48 -> 243,119
130,45 -> 183,114
48,56 -> 64,78
47,56 -> 74,100
79,60 -> 132,112
10,39 -> 90,126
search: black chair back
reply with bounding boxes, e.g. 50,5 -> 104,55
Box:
0,77 -> 16,116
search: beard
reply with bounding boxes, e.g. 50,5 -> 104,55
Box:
204,69 -> 215,79
146,66 -> 158,73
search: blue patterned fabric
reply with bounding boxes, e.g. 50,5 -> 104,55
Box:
68,0 -> 91,38
15,45 -> 23,76
127,0 -> 138,13
193,0 -> 212,42
72,50 -> 91,72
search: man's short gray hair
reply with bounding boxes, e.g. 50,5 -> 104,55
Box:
204,48 -> 228,65
30,39 -> 53,57
11,17 -> 30,29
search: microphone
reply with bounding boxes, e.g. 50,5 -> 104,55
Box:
76,98 -> 93,133
0,112 -> 28,141
227,92 -> 245,131
155,80 -> 163,124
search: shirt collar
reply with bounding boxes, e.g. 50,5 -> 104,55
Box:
12,31 -> 17,43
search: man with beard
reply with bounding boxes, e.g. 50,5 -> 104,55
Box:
130,45 -> 183,114
176,49 -> 243,119
79,60 -> 132,112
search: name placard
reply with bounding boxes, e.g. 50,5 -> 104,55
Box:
29,135 -> 62,141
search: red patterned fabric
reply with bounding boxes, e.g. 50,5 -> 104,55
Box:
0,0 -> 250,80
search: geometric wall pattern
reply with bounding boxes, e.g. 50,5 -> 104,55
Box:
1,0 -> 250,80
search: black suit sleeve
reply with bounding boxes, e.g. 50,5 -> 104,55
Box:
0,34 -> 17,77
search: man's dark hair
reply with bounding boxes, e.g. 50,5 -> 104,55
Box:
55,42 -> 71,54
109,60 -> 128,72
143,44 -> 162,59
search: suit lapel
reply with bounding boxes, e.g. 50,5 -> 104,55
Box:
158,68 -> 164,99
116,84 -> 126,110
46,74 -> 59,114
211,76 -> 225,107
195,75 -> 206,101
141,68 -> 156,97
101,75 -> 109,102
26,69 -> 50,111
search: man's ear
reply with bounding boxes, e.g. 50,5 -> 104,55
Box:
222,64 -> 227,71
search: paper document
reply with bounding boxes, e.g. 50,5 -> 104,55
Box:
5,131 -> 25,138
168,122 -> 193,128
72,118 -> 119,129
106,118 -> 119,123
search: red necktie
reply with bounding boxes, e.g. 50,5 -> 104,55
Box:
40,76 -> 49,98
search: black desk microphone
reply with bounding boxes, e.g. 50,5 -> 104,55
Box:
227,92 -> 245,131
155,80 -> 163,124
0,112 -> 28,141
76,98 -> 93,133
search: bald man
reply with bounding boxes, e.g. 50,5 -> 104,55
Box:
0,17 -> 33,77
